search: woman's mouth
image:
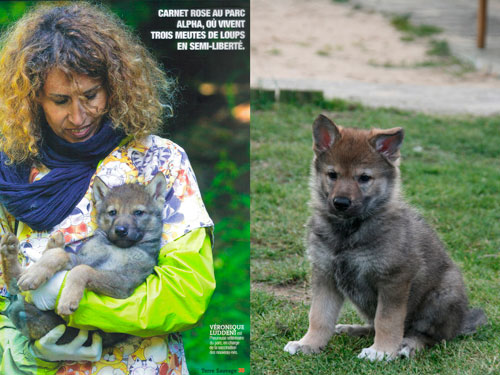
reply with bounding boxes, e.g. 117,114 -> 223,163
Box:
68,124 -> 94,140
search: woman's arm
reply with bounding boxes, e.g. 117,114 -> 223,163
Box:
1,207 -> 58,373
64,226 -> 215,336
0,307 -> 59,375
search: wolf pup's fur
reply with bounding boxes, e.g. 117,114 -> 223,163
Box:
284,115 -> 486,361
0,172 -> 166,346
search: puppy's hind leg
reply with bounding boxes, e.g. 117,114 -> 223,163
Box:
397,333 -> 435,358
284,272 -> 344,355
46,232 -> 65,250
335,324 -> 374,337
336,307 -> 374,336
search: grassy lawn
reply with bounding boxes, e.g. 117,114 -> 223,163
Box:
250,93 -> 500,374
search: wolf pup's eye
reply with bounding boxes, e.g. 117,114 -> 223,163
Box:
359,174 -> 372,183
108,209 -> 117,217
327,171 -> 337,180
134,210 -> 144,217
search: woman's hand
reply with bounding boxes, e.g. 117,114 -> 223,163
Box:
28,271 -> 67,311
30,325 -> 102,362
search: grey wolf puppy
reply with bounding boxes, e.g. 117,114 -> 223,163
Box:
0,172 -> 166,345
284,115 -> 486,360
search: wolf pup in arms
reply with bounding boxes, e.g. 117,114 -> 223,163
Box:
284,114 -> 486,361
1,173 -> 166,347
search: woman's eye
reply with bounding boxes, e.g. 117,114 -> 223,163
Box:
327,171 -> 337,180
359,174 -> 372,183
53,98 -> 68,105
85,93 -> 97,100
108,210 -> 117,217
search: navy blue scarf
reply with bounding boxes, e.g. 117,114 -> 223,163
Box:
0,119 -> 125,231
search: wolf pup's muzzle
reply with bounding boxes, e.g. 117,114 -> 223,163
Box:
110,221 -> 144,248
333,196 -> 351,211
330,195 -> 364,218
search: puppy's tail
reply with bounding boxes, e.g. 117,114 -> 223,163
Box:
460,308 -> 487,335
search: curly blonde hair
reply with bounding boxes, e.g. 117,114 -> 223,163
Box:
0,2 -> 174,163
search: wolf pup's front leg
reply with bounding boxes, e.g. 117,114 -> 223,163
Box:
18,232 -> 71,291
56,264 -> 92,315
284,271 -> 344,354
358,281 -> 410,361
0,232 -> 23,294
57,266 -> 137,316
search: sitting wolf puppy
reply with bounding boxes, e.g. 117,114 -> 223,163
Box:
284,115 -> 486,361
0,172 -> 166,345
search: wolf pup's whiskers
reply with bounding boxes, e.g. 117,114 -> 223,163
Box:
284,114 -> 486,361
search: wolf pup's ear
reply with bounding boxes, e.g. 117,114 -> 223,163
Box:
312,115 -> 341,154
370,128 -> 404,163
146,172 -> 167,204
92,176 -> 110,204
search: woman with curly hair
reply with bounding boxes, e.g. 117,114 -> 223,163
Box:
0,3 -> 215,374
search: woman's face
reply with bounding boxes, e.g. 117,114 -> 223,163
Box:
38,68 -> 108,143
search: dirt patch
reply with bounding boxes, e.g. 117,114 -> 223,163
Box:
252,281 -> 311,304
251,0 -> 500,87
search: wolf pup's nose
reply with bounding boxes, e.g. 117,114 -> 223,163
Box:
115,226 -> 128,237
333,197 -> 351,211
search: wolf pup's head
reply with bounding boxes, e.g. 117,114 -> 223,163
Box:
92,173 -> 167,248
311,114 -> 404,221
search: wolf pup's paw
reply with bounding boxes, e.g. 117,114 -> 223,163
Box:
335,324 -> 373,337
284,341 -> 322,355
18,265 -> 50,291
358,346 -> 395,362
57,298 -> 80,316
47,232 -> 65,250
57,288 -> 83,316
397,344 -> 413,359
0,232 -> 19,257
396,338 -> 419,358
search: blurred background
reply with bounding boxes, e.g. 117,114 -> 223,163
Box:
0,0 -> 249,373
251,0 -> 500,115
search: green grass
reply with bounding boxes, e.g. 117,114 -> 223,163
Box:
316,48 -> 331,57
387,14 -> 467,71
358,12 -> 472,75
427,39 -> 451,57
250,94 -> 500,374
391,14 -> 443,38
267,48 -> 281,56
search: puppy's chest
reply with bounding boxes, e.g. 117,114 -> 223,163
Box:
76,240 -> 146,271
331,247 -> 380,316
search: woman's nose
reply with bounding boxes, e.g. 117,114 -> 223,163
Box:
69,100 -> 85,126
